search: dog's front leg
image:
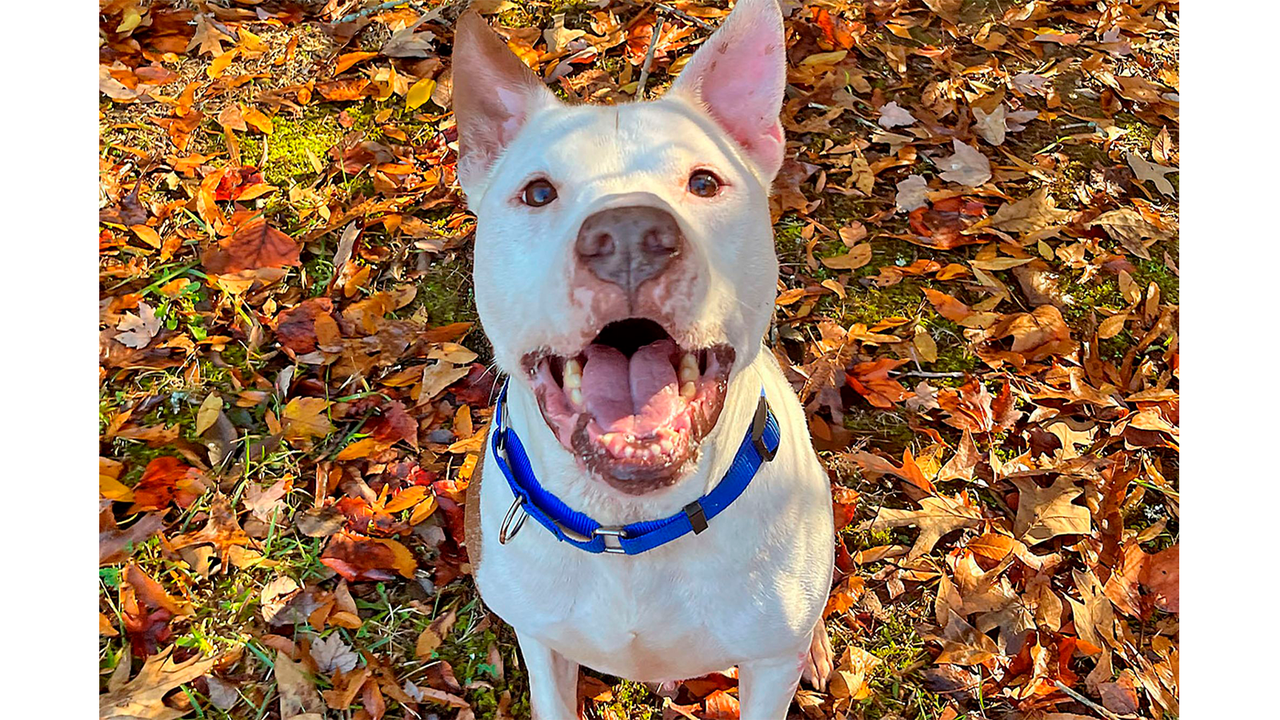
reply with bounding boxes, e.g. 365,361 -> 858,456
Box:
738,652 -> 805,720
517,631 -> 580,719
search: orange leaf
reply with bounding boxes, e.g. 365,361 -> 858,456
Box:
846,358 -> 911,408
201,220 -> 301,274
334,51 -> 378,75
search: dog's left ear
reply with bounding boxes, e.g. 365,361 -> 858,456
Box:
451,10 -> 560,199
669,0 -> 787,182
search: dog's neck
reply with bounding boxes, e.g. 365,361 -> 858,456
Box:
497,344 -> 779,526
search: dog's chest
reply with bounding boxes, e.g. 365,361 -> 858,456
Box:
479,541 -> 766,681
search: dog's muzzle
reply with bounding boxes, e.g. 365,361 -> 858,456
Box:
574,205 -> 685,298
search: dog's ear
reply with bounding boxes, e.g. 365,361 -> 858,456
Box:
669,0 -> 787,181
451,10 -> 559,198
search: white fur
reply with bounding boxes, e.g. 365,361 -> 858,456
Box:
458,1 -> 834,716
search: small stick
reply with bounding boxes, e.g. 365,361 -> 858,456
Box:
1052,680 -> 1122,720
635,14 -> 665,99
654,2 -> 715,31
897,370 -> 967,379
338,1 -> 412,24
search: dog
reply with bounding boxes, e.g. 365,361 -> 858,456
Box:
455,1 -> 835,716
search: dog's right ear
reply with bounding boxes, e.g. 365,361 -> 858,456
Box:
451,10 -> 559,199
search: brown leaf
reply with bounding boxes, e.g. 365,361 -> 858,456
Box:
282,397 -> 335,442
321,531 -> 417,581
275,650 -> 326,719
202,220 -> 301,275
1141,543 -> 1179,613
169,494 -> 252,560
101,514 -> 165,565
100,647 -> 218,720
1011,476 -> 1092,545
820,243 -> 872,270
702,689 -> 740,720
863,493 -> 983,559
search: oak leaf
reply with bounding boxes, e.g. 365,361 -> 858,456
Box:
863,493 -> 983,559
938,140 -> 991,187
1011,476 -> 1092,545
990,189 -> 1069,234
100,647 -> 218,720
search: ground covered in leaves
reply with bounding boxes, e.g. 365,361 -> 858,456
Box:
99,1 -> 1179,719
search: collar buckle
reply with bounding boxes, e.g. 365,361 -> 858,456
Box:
593,526 -> 628,554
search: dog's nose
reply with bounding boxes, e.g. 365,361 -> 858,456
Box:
575,206 -> 684,294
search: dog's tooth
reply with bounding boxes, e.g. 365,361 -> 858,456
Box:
563,359 -> 582,389
678,353 -> 699,385
659,439 -> 674,453
568,387 -> 584,409
680,381 -> 696,399
623,446 -> 635,459
649,443 -> 661,455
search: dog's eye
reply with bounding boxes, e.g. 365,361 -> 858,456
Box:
687,170 -> 722,198
520,179 -> 558,207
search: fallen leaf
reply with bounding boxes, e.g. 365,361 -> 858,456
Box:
321,531 -> 417,581
202,220 -> 301,275
282,397 -> 335,441
1011,476 -> 1092,545
274,650 -> 326,719
863,493 -> 983,559
310,633 -> 360,674
895,174 -> 929,212
116,302 -> 162,349
821,243 -> 872,270
100,648 -> 218,719
1126,152 -> 1178,196
878,101 -> 916,129
938,140 -> 991,186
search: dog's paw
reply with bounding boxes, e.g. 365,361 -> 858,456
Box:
801,618 -> 835,691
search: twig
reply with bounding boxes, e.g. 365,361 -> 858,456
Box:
653,2 -> 715,31
337,1 -> 425,25
635,14 -> 665,99
1053,680 -> 1123,720
897,370 -> 967,379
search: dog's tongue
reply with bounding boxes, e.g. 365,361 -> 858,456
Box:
581,339 -> 682,435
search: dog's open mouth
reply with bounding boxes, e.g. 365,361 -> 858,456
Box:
521,318 -> 735,490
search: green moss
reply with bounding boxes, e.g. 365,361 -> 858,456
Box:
430,594 -> 530,720
240,102 -> 380,187
1132,257 -> 1179,304
842,280 -> 923,326
1115,112 -> 1160,148
844,407 -> 915,452
847,600 -> 953,720
594,679 -> 662,720
413,253 -> 478,327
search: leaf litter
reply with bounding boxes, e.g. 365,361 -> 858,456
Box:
99,1 -> 1178,719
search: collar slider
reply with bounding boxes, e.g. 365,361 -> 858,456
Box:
751,395 -> 778,462
684,501 -> 709,534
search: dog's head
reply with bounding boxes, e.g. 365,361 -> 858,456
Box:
453,0 -> 786,494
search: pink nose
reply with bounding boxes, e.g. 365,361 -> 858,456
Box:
574,206 -> 684,296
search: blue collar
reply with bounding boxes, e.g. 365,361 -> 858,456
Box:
489,385 -> 780,555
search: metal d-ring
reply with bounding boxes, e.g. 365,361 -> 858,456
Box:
499,494 -> 528,544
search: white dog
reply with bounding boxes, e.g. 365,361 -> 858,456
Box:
456,1 -> 835,716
